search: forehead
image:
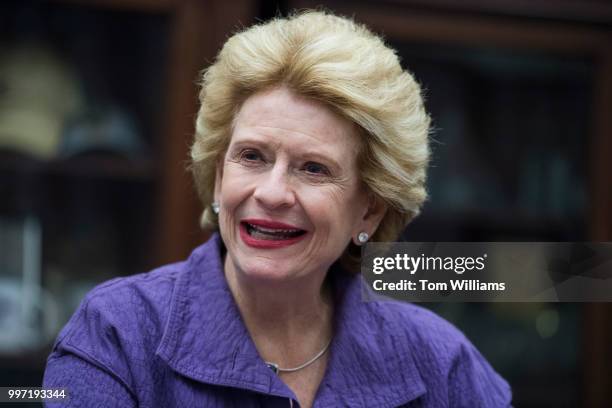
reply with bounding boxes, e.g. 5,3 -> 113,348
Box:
230,87 -> 361,157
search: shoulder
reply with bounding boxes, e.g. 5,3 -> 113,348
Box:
365,300 -> 470,375
86,260 -> 182,312
53,234 -> 222,355
45,235 -> 224,398
59,261 -> 184,344
370,300 -> 468,358
49,262 -> 186,385
368,300 -> 512,406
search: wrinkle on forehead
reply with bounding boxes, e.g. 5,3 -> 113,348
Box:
233,87 -> 362,157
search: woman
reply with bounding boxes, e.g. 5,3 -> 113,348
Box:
44,10 -> 511,407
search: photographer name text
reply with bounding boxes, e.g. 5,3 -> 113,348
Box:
370,254 -> 506,292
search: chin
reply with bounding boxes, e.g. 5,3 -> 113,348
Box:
241,262 -> 301,283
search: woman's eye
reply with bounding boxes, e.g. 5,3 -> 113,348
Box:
303,162 -> 329,176
240,150 -> 263,162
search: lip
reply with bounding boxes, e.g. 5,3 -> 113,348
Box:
239,218 -> 308,249
241,218 -> 304,230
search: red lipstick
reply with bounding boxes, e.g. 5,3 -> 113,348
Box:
239,219 -> 307,249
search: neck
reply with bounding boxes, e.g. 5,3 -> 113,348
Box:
224,255 -> 334,367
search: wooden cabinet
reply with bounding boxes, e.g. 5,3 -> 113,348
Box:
0,0 -> 256,384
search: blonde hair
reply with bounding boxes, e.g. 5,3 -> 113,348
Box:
191,9 -> 430,256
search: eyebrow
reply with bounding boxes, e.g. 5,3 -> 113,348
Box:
228,137 -> 345,172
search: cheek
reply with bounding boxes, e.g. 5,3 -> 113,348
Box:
220,165 -> 254,209
218,168 -> 252,241
303,185 -> 363,232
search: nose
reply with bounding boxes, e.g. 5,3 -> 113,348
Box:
252,162 -> 296,210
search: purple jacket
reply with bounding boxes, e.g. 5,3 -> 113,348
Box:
44,234 -> 512,407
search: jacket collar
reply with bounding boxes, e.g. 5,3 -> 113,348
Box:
156,234 -> 426,406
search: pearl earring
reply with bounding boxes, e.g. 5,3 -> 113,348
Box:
357,232 -> 369,244
211,202 -> 220,215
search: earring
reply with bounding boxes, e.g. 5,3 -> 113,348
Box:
357,232 -> 369,244
211,202 -> 220,215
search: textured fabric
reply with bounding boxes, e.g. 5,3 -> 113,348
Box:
44,233 -> 512,407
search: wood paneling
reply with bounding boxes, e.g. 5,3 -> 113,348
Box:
155,0 -> 256,265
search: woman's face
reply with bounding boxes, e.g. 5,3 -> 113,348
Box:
216,87 -> 381,283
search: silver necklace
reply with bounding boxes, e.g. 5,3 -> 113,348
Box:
264,338 -> 332,375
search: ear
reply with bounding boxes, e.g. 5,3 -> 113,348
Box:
353,192 -> 387,245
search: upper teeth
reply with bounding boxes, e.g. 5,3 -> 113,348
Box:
249,224 -> 300,233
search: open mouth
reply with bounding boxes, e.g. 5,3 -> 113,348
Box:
242,222 -> 307,241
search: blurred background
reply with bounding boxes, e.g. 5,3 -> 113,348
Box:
0,0 -> 610,407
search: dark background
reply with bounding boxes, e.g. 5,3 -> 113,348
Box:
0,1 -> 611,407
